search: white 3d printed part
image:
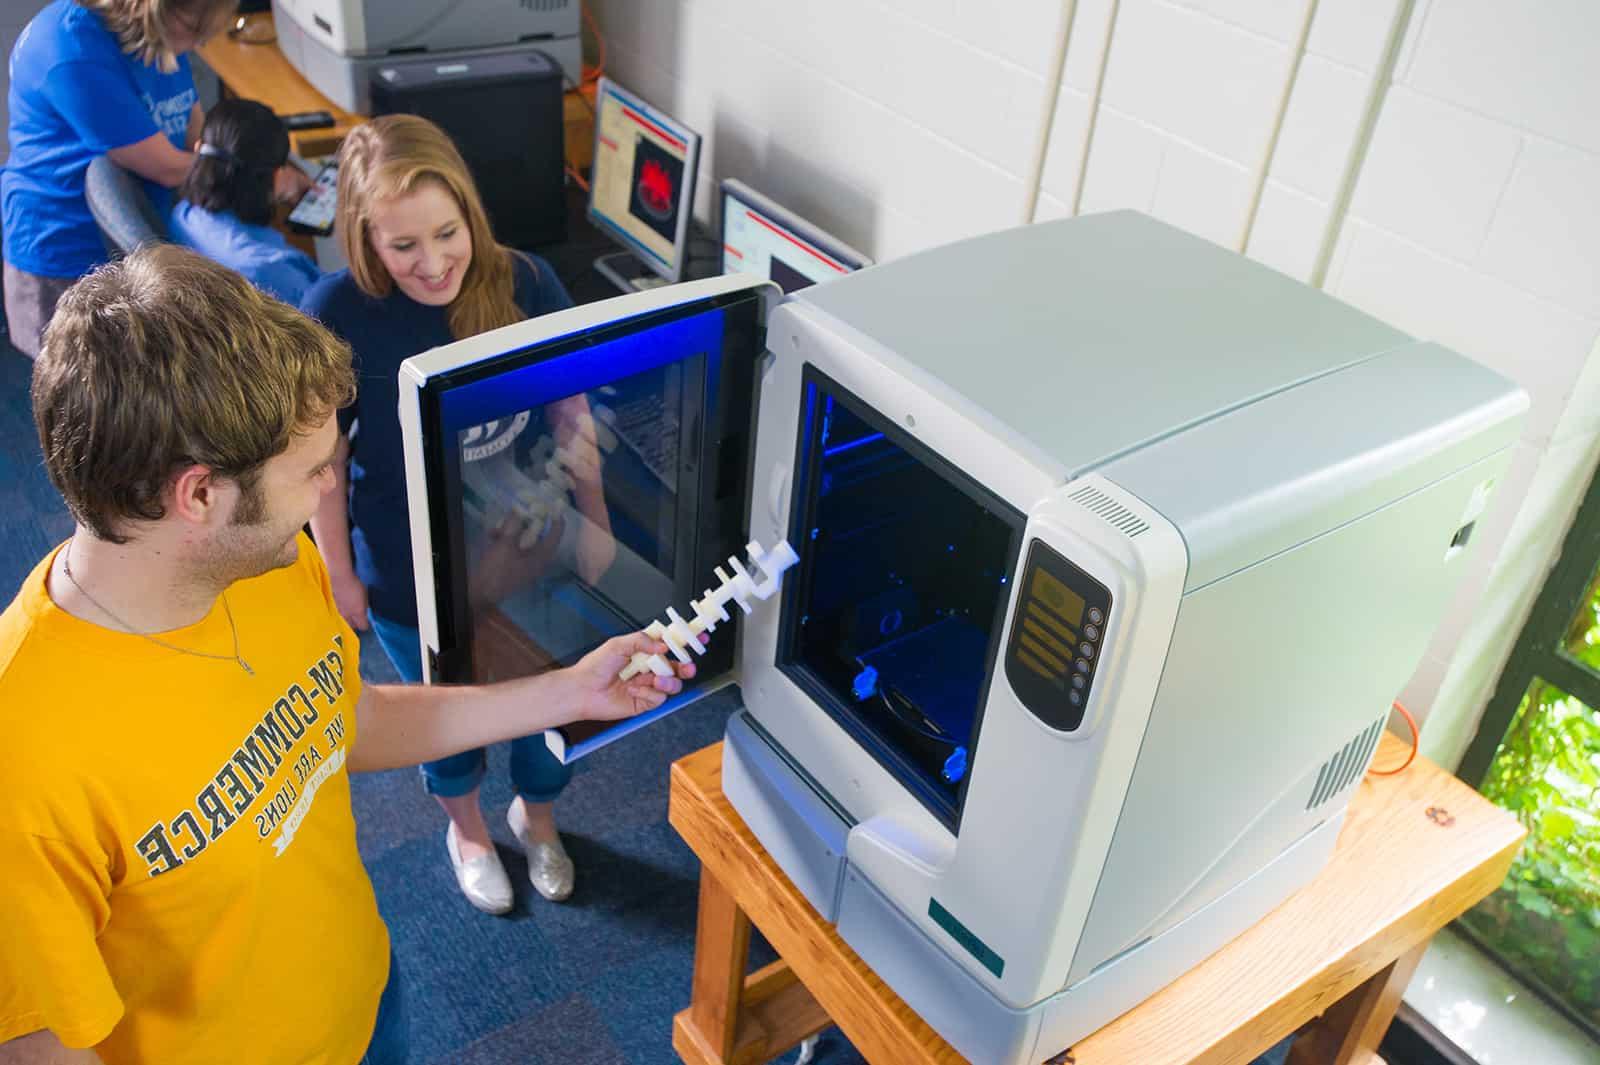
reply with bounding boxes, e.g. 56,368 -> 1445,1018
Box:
618,539 -> 799,680
501,416 -> 619,549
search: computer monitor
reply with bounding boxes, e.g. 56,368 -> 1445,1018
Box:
588,78 -> 702,292
719,179 -> 872,292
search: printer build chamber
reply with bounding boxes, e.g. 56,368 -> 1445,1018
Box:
782,372 -> 1026,830
400,212 -> 1528,1064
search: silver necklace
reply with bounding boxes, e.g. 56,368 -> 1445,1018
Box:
60,540 -> 255,676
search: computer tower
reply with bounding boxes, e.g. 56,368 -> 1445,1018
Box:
369,48 -> 566,249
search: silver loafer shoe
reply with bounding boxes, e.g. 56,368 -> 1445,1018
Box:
508,804 -> 575,902
445,823 -> 514,915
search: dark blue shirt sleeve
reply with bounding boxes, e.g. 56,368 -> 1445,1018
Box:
46,60 -> 162,152
299,277 -> 361,437
513,251 -> 574,316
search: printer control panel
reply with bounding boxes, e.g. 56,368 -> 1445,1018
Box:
1003,540 -> 1111,732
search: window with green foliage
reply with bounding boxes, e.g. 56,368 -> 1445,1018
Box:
1461,678 -> 1600,1030
1458,474 -> 1600,1043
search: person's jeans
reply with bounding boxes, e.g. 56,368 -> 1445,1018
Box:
360,946 -> 409,1065
366,610 -> 573,803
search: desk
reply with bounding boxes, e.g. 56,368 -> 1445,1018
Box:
667,733 -> 1524,1065
195,15 -> 362,159
196,14 -> 596,166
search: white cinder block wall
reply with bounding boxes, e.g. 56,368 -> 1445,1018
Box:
591,0 -> 1600,771
587,0 -> 1069,258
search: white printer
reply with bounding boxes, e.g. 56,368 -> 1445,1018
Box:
397,212 -> 1527,1063
272,0 -> 582,114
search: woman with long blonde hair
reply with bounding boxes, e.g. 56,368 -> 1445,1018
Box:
303,114 -> 614,914
3,0 -> 309,357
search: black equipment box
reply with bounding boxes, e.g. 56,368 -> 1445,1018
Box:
370,48 -> 566,249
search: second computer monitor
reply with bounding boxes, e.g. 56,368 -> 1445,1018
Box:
719,179 -> 872,293
589,78 -> 701,289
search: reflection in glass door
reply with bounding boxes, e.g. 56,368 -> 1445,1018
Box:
457,356 -> 698,684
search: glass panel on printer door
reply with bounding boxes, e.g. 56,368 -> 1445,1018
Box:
777,367 -> 1025,832
417,292 -> 765,715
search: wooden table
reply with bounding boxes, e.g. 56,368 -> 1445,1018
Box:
667,732 -> 1525,1065
196,13 -> 596,165
196,14 -> 363,159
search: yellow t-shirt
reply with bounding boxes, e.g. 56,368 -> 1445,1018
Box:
0,534 -> 390,1064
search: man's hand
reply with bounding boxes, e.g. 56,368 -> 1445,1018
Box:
566,631 -> 699,722
331,570 -> 370,631
351,631 -> 704,773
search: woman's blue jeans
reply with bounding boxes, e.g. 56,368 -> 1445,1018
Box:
365,610 -> 572,803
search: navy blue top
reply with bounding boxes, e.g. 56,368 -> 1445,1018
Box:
300,253 -> 573,625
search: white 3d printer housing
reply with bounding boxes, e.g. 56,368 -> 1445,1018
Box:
398,211 -> 1527,1063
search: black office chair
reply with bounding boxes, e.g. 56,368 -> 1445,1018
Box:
84,155 -> 168,256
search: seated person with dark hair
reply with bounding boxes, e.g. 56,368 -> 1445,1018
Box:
168,98 -> 321,305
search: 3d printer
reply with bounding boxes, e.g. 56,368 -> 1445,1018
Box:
399,211 -> 1527,1063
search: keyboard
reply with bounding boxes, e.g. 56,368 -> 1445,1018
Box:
609,394 -> 678,483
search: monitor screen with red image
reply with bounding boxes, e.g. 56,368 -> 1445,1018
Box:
588,78 -> 701,283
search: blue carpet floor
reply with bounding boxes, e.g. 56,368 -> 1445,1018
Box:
0,343 -> 75,595
2,331 -> 1296,1065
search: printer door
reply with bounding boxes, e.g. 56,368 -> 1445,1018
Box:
399,275 -> 776,760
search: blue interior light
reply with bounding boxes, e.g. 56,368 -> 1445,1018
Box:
942,746 -> 968,784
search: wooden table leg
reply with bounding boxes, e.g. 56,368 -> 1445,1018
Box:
1286,939 -> 1429,1065
676,866 -> 754,1064
672,864 -> 834,1065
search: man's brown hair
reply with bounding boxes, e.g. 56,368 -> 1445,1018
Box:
33,245 -> 355,543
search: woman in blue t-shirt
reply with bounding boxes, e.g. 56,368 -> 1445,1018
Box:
303,115 -> 614,914
169,99 -> 321,306
1,0 -> 309,357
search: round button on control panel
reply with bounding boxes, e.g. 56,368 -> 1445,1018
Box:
1004,538 -> 1113,734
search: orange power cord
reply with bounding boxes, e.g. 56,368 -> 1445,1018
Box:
1367,700 -> 1419,776
562,3 -> 605,192
580,2 -> 606,88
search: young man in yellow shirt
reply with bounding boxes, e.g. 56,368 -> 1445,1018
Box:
0,246 -> 692,1065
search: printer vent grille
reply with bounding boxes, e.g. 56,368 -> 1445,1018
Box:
1306,716 -> 1386,810
1068,484 -> 1149,538
519,0 -> 571,9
